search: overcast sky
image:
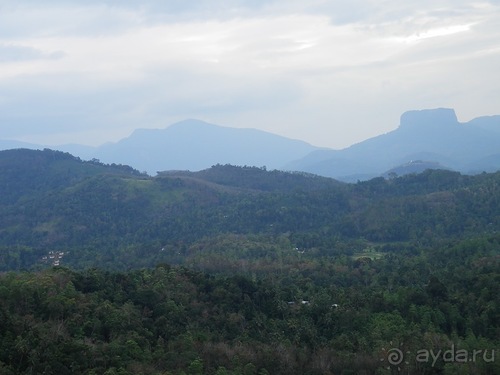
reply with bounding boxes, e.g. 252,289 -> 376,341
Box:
1,0 -> 499,149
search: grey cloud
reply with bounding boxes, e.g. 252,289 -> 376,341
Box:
0,44 -> 64,62
0,0 -> 274,38
303,0 -> 499,26
0,3 -> 141,38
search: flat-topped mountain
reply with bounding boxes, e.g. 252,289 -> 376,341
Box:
286,108 -> 500,181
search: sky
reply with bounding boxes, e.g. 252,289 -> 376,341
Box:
1,0 -> 499,149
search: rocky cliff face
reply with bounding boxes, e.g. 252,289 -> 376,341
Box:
399,108 -> 458,130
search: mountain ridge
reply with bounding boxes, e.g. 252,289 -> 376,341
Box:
1,108 -> 499,180
65,119 -> 322,174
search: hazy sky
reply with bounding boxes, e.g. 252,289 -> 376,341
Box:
1,0 -> 499,149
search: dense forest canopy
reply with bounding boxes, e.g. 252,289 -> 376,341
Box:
0,149 -> 498,374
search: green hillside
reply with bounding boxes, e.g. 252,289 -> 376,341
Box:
0,149 -> 498,374
0,149 -> 498,270
0,148 -> 142,205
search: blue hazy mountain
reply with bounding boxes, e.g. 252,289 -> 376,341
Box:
60,119 -> 322,175
285,108 -> 500,181
1,109 -> 499,179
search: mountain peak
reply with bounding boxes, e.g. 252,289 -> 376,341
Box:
88,119 -> 320,174
399,108 -> 458,130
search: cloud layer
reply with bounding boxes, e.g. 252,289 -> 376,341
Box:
1,0 -> 499,148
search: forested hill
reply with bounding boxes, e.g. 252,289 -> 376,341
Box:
158,164 -> 343,192
0,148 -> 499,374
0,148 -> 498,271
0,148 -> 143,205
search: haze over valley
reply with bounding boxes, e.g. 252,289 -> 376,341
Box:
2,107 -> 499,181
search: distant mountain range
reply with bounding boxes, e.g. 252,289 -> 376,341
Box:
0,119 -> 321,175
1,108 -> 499,181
